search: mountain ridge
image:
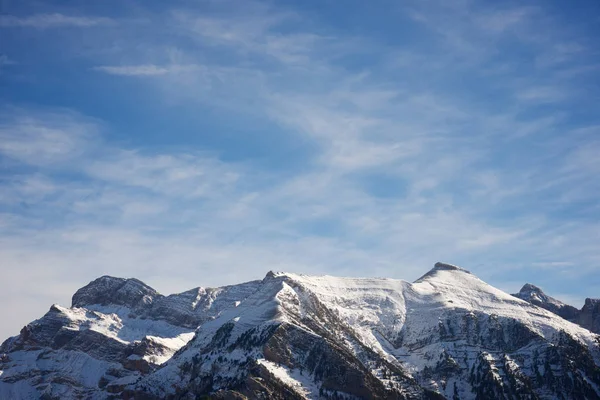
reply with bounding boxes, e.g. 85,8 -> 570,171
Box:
2,263 -> 600,399
512,282 -> 600,335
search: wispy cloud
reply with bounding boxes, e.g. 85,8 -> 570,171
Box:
516,85 -> 567,103
0,13 -> 114,29
93,65 -> 171,76
0,108 -> 100,166
171,8 -> 338,67
474,7 -> 534,33
93,64 -> 200,76
85,150 -> 240,198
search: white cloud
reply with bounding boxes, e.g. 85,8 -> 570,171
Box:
0,13 -> 113,29
93,64 -> 201,76
474,8 -> 534,33
564,140 -> 600,174
94,65 -> 170,76
172,9 -> 335,67
85,150 -> 240,198
516,86 -> 567,103
0,109 -> 100,166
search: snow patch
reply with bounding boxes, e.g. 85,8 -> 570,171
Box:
256,358 -> 319,399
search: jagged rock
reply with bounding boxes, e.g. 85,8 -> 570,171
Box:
512,283 -> 580,321
512,283 -> 600,334
579,298 -> 600,334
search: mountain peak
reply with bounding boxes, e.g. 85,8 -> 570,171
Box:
71,275 -> 159,308
512,282 -> 581,322
584,298 -> 600,308
433,261 -> 470,272
263,270 -> 277,280
415,262 -> 472,283
519,283 -> 542,293
514,283 -> 552,304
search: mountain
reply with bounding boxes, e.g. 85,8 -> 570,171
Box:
511,283 -> 581,321
513,283 -> 600,334
1,263 -> 600,399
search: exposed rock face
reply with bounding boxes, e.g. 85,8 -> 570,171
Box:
72,276 -> 159,309
2,264 -> 600,399
512,283 -> 600,334
579,298 -> 600,335
512,283 -> 580,321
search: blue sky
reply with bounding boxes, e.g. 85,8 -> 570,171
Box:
1,0 -> 600,339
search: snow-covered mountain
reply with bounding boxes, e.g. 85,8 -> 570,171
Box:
2,263 -> 600,399
513,283 -> 600,334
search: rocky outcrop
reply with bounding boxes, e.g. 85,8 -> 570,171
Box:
72,276 -> 158,309
512,283 -> 600,334
512,283 -> 580,321
579,298 -> 600,334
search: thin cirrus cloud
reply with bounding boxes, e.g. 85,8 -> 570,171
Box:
92,64 -> 201,76
0,13 -> 114,29
0,109 -> 100,166
0,0 -> 599,340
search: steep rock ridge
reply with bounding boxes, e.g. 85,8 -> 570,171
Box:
2,264 -> 600,399
512,283 -> 600,334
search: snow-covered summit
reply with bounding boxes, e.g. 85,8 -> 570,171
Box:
413,261 -> 472,282
432,261 -> 470,272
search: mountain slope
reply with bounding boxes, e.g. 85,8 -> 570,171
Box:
2,263 -> 600,399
